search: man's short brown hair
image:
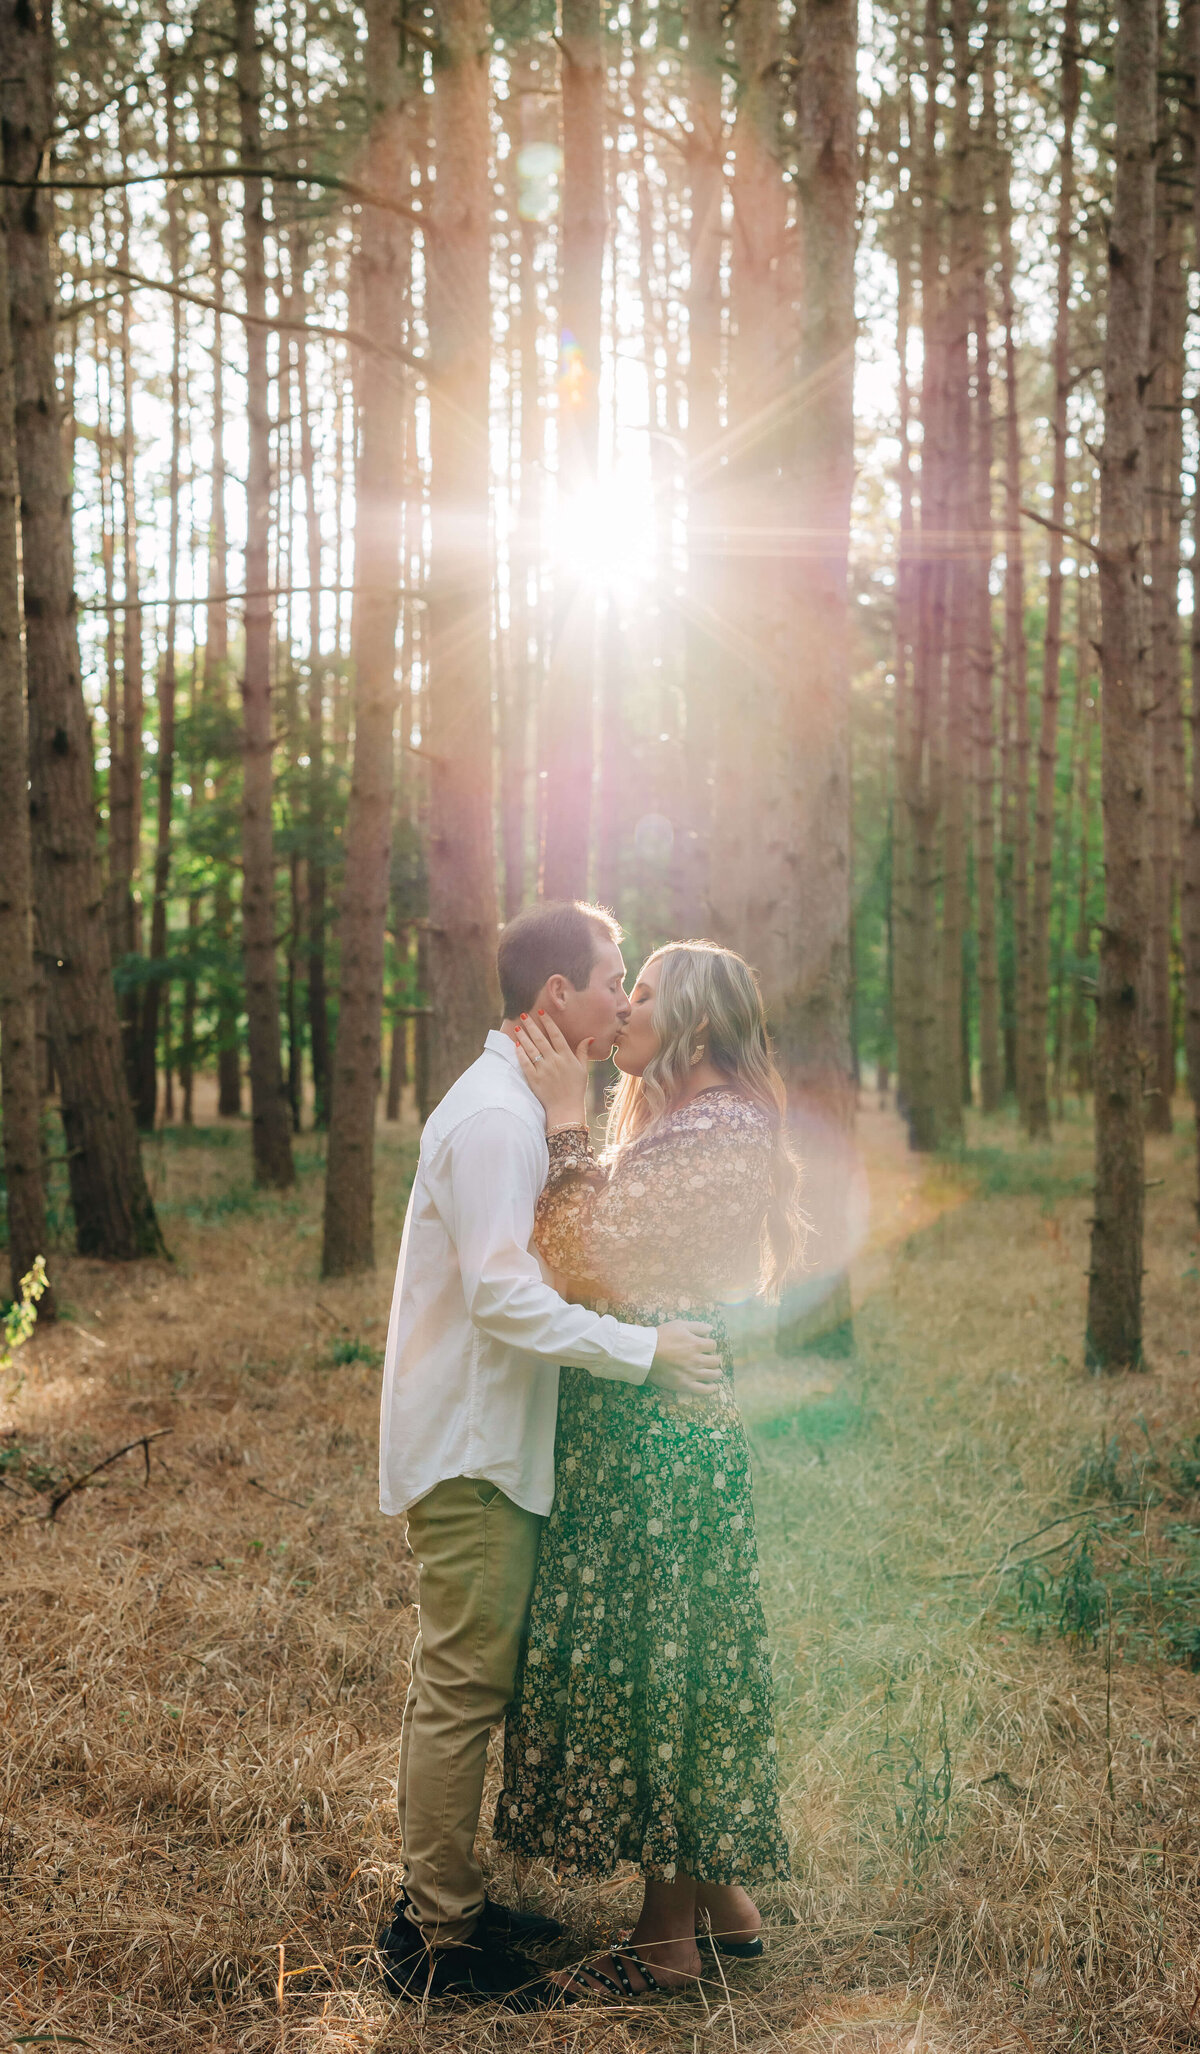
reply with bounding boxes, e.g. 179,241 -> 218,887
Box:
497,901 -> 623,1019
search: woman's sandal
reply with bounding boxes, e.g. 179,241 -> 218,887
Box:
698,1928 -> 764,1961
555,1943 -> 674,2004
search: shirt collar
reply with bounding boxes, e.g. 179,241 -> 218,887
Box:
484,1029 -> 543,1113
484,1028 -> 523,1074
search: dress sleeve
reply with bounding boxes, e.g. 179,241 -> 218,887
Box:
532,1125 -> 609,1281
533,1108 -> 770,1299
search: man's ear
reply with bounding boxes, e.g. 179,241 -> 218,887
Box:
542,973 -> 572,1012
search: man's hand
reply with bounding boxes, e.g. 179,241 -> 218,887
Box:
646,1319 -> 722,1395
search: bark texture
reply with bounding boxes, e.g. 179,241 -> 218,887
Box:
675,0 -> 725,936
1183,0 -> 1200,1200
0,216 -> 50,1307
322,0 -> 414,1275
235,0 -> 294,1188
1025,0 -> 1079,1140
3,0 -> 161,1259
424,0 -> 502,1099
137,99 -> 184,1130
540,0 -> 603,899
1086,0 -> 1157,1369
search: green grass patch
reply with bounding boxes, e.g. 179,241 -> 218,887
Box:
155,1124 -> 244,1150
0,1439 -> 65,1494
1004,1513 -> 1200,1668
160,1183 -> 261,1224
326,1336 -> 383,1368
938,1144 -> 1091,1207
752,1380 -> 870,1450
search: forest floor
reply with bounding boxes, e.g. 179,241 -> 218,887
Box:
3,1093 -> 1200,2052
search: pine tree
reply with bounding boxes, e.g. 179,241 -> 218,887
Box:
3,0 -> 162,1259
1086,0 -> 1158,1370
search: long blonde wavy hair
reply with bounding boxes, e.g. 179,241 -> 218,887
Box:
606,941 -> 805,1301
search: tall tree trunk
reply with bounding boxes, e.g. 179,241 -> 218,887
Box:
180,893 -> 198,1127
499,100 -> 537,921
709,0 -> 791,966
203,167 -> 241,1120
0,221 -> 51,1310
891,78 -> 919,1125
110,229 -> 144,1094
3,0 -> 162,1259
235,0 -> 294,1188
540,0 -> 604,899
1182,0 -> 1200,1200
1144,194 -> 1185,1135
1026,0 -> 1080,1140
137,101 -> 185,1131
1086,0 -> 1157,1369
1069,564 -> 1095,1098
970,163 -> 1001,1114
901,0 -> 947,1153
775,0 -> 858,1355
424,0 -> 502,1097
676,0 -> 724,937
289,232 -> 332,1128
997,117 -> 1031,1122
595,593 -> 625,912
322,0 -> 414,1275
937,0 -> 974,1144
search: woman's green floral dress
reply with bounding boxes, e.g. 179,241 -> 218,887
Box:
495,1088 -> 791,1885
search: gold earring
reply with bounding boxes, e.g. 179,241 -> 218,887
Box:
690,1042 -> 706,1068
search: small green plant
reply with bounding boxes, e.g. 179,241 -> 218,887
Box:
1069,1433 -> 1160,1509
871,1701 -> 955,1874
1053,1527 -> 1113,1649
1,1257 -> 49,1371
0,1439 -> 64,1494
329,1336 -> 382,1368
1167,1435 -> 1200,1499
1008,1510 -> 1200,1666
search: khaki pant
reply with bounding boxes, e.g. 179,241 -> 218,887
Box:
398,1475 -> 542,1947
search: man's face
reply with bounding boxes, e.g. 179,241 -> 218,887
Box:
543,938 -> 631,1060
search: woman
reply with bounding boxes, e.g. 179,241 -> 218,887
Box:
494,940 -> 802,2001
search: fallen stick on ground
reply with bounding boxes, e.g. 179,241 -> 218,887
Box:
46,1426 -> 174,1521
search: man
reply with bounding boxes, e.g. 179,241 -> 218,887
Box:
377,900 -> 720,2009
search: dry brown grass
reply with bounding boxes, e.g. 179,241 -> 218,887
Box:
3,1097 -> 1200,2051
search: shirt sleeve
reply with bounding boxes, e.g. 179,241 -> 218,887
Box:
434,1108 -> 656,1383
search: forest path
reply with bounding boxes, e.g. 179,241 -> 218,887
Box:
2,1100 -> 1198,2051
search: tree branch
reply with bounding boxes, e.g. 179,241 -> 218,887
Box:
0,162 -> 426,229
101,267 -> 422,370
79,581 -> 428,615
1019,503 -> 1101,561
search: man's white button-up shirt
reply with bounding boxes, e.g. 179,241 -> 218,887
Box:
379,1030 -> 657,1518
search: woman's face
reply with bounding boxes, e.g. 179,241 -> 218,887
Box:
612,959 -> 660,1077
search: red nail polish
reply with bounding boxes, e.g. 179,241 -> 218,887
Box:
537,1009 -> 545,1015
521,1013 -> 527,1020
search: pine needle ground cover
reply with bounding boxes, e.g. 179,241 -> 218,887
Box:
3,1103 -> 1200,2053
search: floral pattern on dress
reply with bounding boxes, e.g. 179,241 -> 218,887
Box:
495,1089 -> 791,1885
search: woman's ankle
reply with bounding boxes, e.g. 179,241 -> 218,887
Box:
625,1928 -> 702,1982
695,1880 -> 761,1942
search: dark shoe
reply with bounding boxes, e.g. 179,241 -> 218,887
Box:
378,1910 -> 554,2009
481,1894 -> 564,1946
378,1900 -> 424,1957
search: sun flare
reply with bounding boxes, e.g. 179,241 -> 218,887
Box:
552,472 -> 658,592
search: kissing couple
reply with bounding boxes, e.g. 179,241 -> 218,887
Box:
377,899 -> 802,2009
